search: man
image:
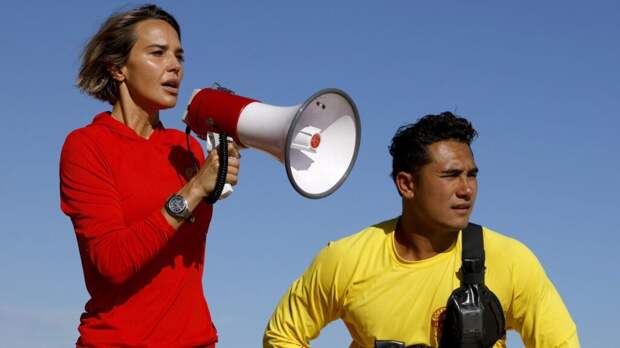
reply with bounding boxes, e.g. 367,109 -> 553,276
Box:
263,112 -> 579,347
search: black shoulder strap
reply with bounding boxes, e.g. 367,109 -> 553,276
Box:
461,223 -> 485,285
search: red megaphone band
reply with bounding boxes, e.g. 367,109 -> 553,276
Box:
184,88 -> 258,145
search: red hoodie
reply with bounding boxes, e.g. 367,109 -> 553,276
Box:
60,112 -> 217,347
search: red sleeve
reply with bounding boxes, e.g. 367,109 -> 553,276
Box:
59,130 -> 176,285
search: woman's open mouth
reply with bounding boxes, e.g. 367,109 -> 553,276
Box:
162,80 -> 179,94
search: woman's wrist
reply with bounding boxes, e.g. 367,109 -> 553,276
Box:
187,176 -> 212,200
162,180 -> 205,229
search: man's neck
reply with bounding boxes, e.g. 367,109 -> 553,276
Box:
394,213 -> 459,262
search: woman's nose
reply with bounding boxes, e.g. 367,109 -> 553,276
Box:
168,53 -> 182,72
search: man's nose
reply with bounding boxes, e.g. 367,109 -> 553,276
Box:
456,177 -> 474,199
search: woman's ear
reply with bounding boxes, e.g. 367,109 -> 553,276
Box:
108,65 -> 125,82
396,171 -> 415,199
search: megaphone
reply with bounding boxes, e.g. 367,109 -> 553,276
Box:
183,86 -> 361,199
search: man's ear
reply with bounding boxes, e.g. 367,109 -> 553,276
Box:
396,171 -> 415,199
108,65 -> 125,82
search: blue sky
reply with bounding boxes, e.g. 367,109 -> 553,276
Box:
1,1 -> 618,346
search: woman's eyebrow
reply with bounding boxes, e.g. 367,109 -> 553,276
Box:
144,44 -> 184,54
145,44 -> 168,49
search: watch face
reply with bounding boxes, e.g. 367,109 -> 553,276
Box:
168,195 -> 187,215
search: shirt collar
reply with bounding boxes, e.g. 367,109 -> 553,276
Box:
92,112 -> 165,141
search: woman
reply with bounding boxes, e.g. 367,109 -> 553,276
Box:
60,4 -> 239,347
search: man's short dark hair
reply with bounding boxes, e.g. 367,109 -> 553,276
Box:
389,111 -> 478,182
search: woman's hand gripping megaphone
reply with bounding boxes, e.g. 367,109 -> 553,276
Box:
186,134 -> 240,203
205,132 -> 238,200
183,84 -> 242,202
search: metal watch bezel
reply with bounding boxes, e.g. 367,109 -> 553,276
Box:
165,194 -> 191,219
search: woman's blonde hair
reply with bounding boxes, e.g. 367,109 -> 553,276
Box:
77,4 -> 180,105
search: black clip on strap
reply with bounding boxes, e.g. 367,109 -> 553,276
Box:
204,131 -> 228,205
461,223 -> 485,285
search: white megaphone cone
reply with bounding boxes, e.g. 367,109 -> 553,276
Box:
183,86 -> 361,199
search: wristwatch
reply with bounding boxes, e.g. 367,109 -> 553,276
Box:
165,194 -> 192,220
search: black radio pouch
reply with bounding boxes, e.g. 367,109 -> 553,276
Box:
439,223 -> 506,348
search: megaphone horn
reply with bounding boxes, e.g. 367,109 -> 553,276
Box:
183,87 -> 361,199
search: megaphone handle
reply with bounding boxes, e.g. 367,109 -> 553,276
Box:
204,131 -> 228,204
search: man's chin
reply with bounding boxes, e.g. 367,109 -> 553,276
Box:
447,217 -> 470,231
434,222 -> 469,235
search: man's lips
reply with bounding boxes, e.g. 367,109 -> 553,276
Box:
452,204 -> 471,213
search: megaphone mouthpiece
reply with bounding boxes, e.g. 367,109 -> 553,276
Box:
291,126 -> 322,152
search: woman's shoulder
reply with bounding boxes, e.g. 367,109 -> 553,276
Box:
63,112 -> 115,142
61,112 -> 126,165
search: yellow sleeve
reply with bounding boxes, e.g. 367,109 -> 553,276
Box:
263,242 -> 351,348
507,241 -> 580,348
555,331 -> 580,348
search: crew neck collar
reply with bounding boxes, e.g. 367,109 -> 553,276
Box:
92,112 -> 165,141
388,219 -> 461,267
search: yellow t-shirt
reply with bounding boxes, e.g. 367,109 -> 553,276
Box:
264,218 -> 579,348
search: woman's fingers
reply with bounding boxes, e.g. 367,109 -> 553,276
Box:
195,144 -> 241,194
228,142 -> 240,159
226,173 -> 238,186
227,156 -> 240,168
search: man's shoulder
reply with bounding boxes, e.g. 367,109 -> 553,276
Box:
482,226 -> 531,251
318,218 -> 397,262
307,218 -> 397,285
481,226 -> 540,268
329,218 -> 397,247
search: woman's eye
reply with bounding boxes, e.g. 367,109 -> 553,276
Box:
176,55 -> 185,63
151,50 -> 163,56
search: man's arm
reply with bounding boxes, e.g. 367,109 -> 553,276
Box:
507,241 -> 580,348
264,243 -> 349,347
